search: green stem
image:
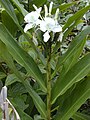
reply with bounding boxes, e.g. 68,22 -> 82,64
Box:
47,41 -> 51,120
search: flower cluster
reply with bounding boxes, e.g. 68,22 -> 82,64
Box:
24,2 -> 62,42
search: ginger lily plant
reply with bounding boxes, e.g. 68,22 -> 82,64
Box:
24,3 -> 62,119
0,0 -> 90,120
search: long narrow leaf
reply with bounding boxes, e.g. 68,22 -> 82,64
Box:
12,105 -> 33,120
52,53 -> 90,104
63,5 -> 90,31
59,2 -> 76,11
0,23 -> 47,93
0,0 -> 19,24
52,26 -> 90,78
24,81 -> 47,118
63,5 -> 90,40
28,0 -> 46,10
55,78 -> 90,120
52,2 -> 76,14
0,41 -> 47,118
72,112 -> 90,120
11,0 -> 28,16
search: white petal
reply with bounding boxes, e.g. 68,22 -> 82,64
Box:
36,19 -> 41,25
43,31 -> 50,42
40,20 -> 47,32
37,7 -> 42,14
24,23 -> 33,32
53,25 -> 62,32
43,17 -> 56,32
24,12 -> 39,23
44,17 -> 55,25
58,33 -> 63,42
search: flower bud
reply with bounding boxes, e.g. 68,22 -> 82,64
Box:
49,2 -> 53,16
55,8 -> 59,20
33,4 -> 37,10
44,5 -> 48,17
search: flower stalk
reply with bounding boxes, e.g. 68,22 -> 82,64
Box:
46,40 -> 51,120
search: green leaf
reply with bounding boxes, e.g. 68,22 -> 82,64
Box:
0,40 -> 20,75
17,109 -> 33,120
0,41 -> 47,118
72,112 -> 90,120
0,112 -> 2,120
11,95 -> 28,111
11,0 -> 28,16
63,5 -> 90,40
0,72 -> 6,80
5,74 -> 21,86
0,23 -> 47,93
0,0 -> 19,24
34,114 -> 42,120
52,26 -> 90,78
52,53 -> 90,104
9,99 -> 33,120
54,78 -> 90,120
52,2 -> 76,13
1,9 -> 18,36
59,2 -> 76,11
23,81 -> 47,118
12,82 -> 47,118
28,0 -> 47,10
63,5 -> 90,31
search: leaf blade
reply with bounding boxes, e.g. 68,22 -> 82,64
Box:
63,5 -> 90,31
0,23 -> 47,93
72,112 -> 90,120
52,26 -> 90,78
0,41 -> 47,118
52,53 -> 90,104
11,0 -> 28,16
63,5 -> 90,40
55,78 -> 90,120
0,0 -> 19,24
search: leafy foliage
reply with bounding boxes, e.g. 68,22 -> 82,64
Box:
0,0 -> 90,120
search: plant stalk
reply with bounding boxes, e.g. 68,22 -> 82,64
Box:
47,40 -> 51,120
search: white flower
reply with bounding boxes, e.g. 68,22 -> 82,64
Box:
40,17 -> 62,42
24,6 -> 42,32
24,2 -> 62,43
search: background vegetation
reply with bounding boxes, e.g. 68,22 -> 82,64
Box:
0,0 -> 90,120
